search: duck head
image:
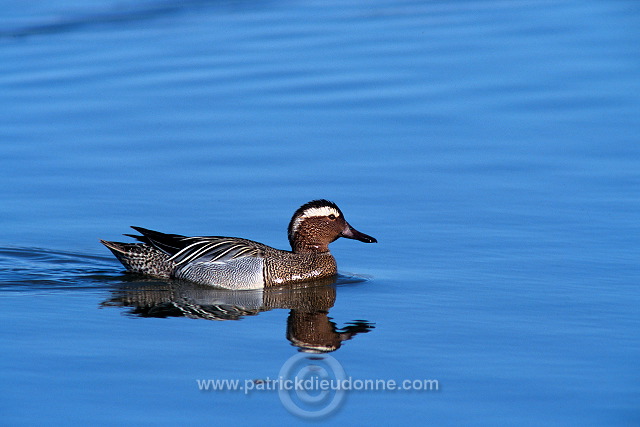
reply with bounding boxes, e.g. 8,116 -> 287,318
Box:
287,199 -> 377,253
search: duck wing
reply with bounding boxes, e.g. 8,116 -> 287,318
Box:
129,226 -> 265,266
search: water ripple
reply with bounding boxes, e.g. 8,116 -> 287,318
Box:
0,0 -> 241,39
0,246 -> 118,291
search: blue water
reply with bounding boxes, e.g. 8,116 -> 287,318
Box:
1,0 -> 639,425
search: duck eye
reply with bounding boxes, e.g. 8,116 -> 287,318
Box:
328,214 -> 336,220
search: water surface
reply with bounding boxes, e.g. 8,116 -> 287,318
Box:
1,0 -> 639,425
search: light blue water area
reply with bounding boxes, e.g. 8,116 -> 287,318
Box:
1,0 -> 639,425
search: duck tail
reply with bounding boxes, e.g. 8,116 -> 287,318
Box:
100,239 -> 174,278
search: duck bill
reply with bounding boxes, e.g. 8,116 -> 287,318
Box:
341,223 -> 377,243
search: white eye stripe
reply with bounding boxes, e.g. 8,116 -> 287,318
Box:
299,206 -> 340,219
290,206 -> 341,236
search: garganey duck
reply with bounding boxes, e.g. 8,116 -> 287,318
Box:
101,200 -> 376,289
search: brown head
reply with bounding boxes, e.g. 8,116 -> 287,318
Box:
287,199 -> 377,253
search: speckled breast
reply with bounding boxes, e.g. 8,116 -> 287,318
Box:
263,251 -> 337,287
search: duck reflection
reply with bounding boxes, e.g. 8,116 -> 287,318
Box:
101,276 -> 374,353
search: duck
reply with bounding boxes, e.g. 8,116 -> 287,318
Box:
100,199 -> 377,290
